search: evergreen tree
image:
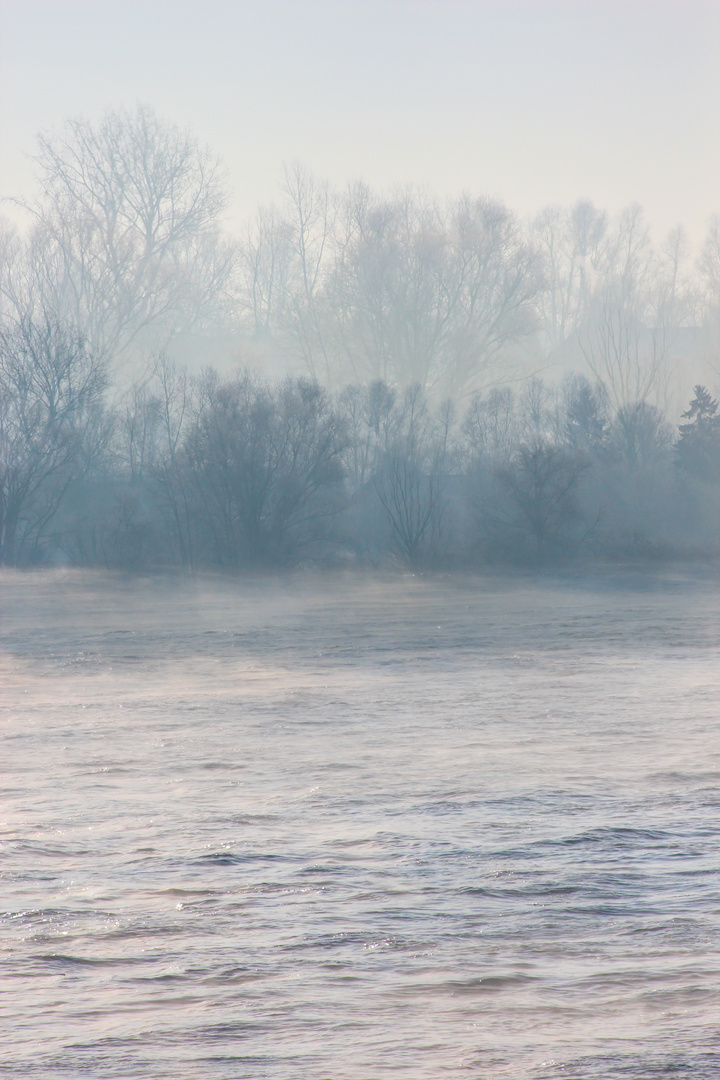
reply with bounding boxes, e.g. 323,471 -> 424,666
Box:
676,385 -> 720,480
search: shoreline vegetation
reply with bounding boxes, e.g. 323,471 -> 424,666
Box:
1,334 -> 720,572
1,333 -> 720,572
2,107 -> 720,573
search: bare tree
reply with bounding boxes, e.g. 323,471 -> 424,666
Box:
3,105 -> 235,369
237,205 -> 295,340
532,200 -> 607,352
0,317 -> 108,563
325,189 -> 458,388
293,187 -> 541,398
477,438 -> 589,560
579,289 -> 667,409
372,385 -> 454,566
120,381 -> 162,484
698,216 -> 720,375
337,379 -> 398,492
606,400 -> 674,471
578,206 -> 673,409
183,371 -> 346,566
442,196 -> 541,398
280,164 -> 336,384
146,356 -> 197,569
462,386 -> 519,468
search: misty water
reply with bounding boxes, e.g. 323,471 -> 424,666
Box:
1,570 -> 719,1079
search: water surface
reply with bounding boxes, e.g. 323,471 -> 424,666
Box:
1,570 -> 719,1078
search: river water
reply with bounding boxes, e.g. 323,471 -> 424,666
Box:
1,569 -> 719,1078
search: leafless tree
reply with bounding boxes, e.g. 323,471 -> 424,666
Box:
698,216 -> 720,376
120,381 -> 162,484
280,164 -> 336,384
324,188 -> 457,388
605,400 -> 674,471
236,206 -> 295,340
337,379 -> 398,492
143,356 -> 197,568
442,196 -> 541,398
372,384 -> 455,565
235,177 -> 541,397
0,317 -> 108,563
2,105 -> 235,370
479,438 -> 589,560
320,189 -> 540,397
700,217 -> 720,297
183,371 -> 346,566
532,200 -> 608,351
578,206 -> 674,409
462,386 -> 519,467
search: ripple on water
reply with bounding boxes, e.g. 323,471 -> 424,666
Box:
1,571 -> 719,1079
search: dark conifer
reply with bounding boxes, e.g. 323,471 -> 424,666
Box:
676,385 -> 720,480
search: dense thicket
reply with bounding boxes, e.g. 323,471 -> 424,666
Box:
0,325 -> 718,569
2,108 -> 720,569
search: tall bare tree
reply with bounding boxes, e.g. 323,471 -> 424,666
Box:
280,164 -> 336,384
372,384 -> 455,565
319,188 -> 540,396
0,317 -> 108,563
2,105 -> 235,370
577,206 -> 674,409
183,371 -> 346,566
532,200 -> 608,352
237,206 -> 295,340
698,216 -> 720,376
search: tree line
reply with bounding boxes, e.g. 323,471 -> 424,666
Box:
1,315 -> 719,569
2,105 -> 719,407
2,105 -> 720,569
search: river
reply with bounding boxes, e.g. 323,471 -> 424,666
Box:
1,569 -> 718,1078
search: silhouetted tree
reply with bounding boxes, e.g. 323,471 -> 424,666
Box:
0,317 -> 108,563
371,385 -> 456,566
488,439 -> 589,559
561,375 -> 609,451
338,379 -> 397,492
676,385 -> 720,481
184,372 -> 346,566
532,200 -> 607,352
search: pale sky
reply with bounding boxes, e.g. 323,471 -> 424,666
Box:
1,0 -> 719,247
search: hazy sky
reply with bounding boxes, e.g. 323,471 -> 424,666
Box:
1,0 -> 719,246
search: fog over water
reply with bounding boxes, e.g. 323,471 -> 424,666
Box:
2,2 -> 719,1074
2,570 -> 719,1078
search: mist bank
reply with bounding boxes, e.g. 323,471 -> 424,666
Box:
1,317 -> 720,571
2,106 -> 720,411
